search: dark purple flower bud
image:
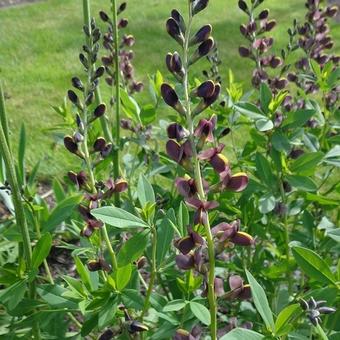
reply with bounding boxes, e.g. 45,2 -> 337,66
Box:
167,123 -> 187,141
105,178 -> 128,196
240,24 -> 248,37
79,53 -> 88,69
239,46 -> 251,58
118,18 -> 128,29
161,83 -> 186,115
94,103 -> 106,118
192,0 -> 209,16
87,260 -> 102,271
225,275 -> 252,300
122,34 -> 135,47
247,21 -> 257,34
270,56 -> 282,68
189,25 -> 212,46
186,197 -> 219,225
131,81 -> 144,93
258,9 -> 269,20
194,114 -> 217,143
238,0 -> 248,13
71,77 -> 84,91
99,11 -> 110,22
93,137 -> 106,152
136,256 -> 146,269
265,20 -> 276,32
198,143 -> 228,173
175,177 -> 197,198
274,112 -> 283,127
73,131 -> 84,143
325,6 -> 338,18
166,139 -> 182,163
189,38 -> 215,65
176,254 -> 195,270
287,73 -> 297,82
128,320 -> 149,333
171,9 -> 186,33
221,171 -> 249,192
166,17 -> 184,45
98,329 -> 114,340
289,149 -> 304,159
101,143 -> 113,158
120,118 -> 133,130
67,90 -> 79,105
64,136 -> 78,154
231,231 -> 254,246
192,83 -> 220,115
173,329 -> 195,340
117,2 -> 127,14
193,80 -> 215,98
318,307 -> 336,314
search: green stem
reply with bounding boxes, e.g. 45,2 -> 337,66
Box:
141,226 -> 157,321
0,84 -> 41,339
101,225 -> 118,271
0,81 -> 10,146
278,173 -> 292,295
111,0 -> 121,207
182,4 -> 217,339
314,324 -> 328,340
82,0 -> 111,142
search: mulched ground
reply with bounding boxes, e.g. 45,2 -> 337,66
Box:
0,0 -> 40,8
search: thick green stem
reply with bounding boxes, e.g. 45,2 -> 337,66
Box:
182,5 -> 217,339
141,227 -> 157,321
314,324 -> 328,340
101,226 -> 118,271
112,0 -> 121,207
278,173 -> 292,295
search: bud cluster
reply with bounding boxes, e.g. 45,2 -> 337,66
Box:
238,0 -> 287,91
100,2 -> 143,95
63,17 -> 128,239
300,297 -> 336,326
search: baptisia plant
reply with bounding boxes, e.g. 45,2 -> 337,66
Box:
162,1 -> 254,338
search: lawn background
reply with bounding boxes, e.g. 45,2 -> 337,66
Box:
0,0 -> 339,178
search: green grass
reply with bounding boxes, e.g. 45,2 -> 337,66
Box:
0,0 -> 339,177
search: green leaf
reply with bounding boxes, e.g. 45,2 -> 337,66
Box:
292,246 -> 336,285
282,109 -> 315,129
43,195 -> 82,232
220,328 -> 264,340
234,102 -> 266,120
327,229 -> 340,243
92,206 -> 149,229
290,152 -> 324,176
259,194 -> 276,214
275,304 -> 301,336
190,301 -> 211,326
74,256 -> 93,291
37,284 -> 78,309
246,270 -> 275,332
114,264 -> 132,291
177,202 -> 189,237
98,297 -> 117,329
285,175 -> 317,192
305,193 -> 339,206
117,230 -> 150,267
255,118 -> 273,132
137,174 -> 155,207
324,145 -> 340,167
260,82 -> 272,114
272,131 -> 291,153
32,233 -> 52,270
141,104 -> 157,125
122,289 -> 144,310
120,88 -> 141,123
156,218 -> 174,267
255,153 -> 276,187
163,299 -> 187,312
0,279 -> 27,310
52,179 -> 66,203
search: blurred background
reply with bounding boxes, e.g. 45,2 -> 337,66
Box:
0,0 -> 339,177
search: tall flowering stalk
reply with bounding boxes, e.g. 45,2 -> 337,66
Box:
64,4 -> 127,272
99,1 -> 143,206
238,0 -> 287,91
162,1 -> 252,338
